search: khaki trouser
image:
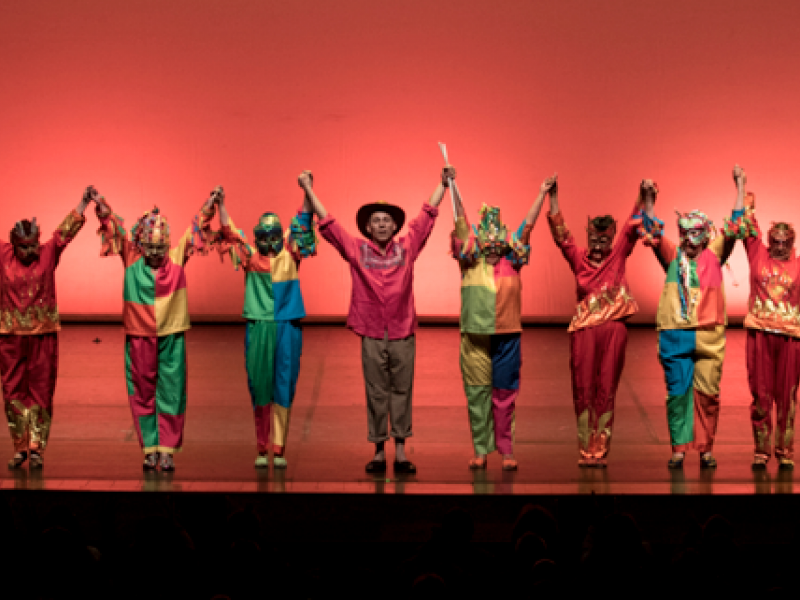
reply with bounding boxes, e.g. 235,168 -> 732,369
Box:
361,333 -> 416,442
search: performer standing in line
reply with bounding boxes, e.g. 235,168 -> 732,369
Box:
450,173 -> 547,471
313,167 -> 451,474
214,175 -> 318,469
546,175 -> 653,467
1,187 -> 93,469
641,169 -> 745,469
94,189 -> 218,472
728,166 -> 800,470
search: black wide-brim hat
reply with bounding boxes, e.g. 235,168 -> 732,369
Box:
356,202 -> 406,239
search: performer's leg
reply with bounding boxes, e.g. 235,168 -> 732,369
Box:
154,333 -> 187,456
775,336 -> 800,464
125,336 -> 159,454
386,335 -> 416,440
570,327 -> 597,461
692,326 -> 726,455
245,321 -> 276,457
272,320 -> 303,460
490,333 -> 521,464
0,335 -> 31,456
362,335 -> 391,444
592,321 -> 628,461
387,335 -> 416,465
658,329 -> 697,453
460,332 -> 494,458
746,329 -> 776,461
25,333 -> 58,456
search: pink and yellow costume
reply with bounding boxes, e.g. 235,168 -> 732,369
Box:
547,202 -> 642,461
96,201 -> 216,455
451,206 -> 532,456
0,211 -> 85,455
646,208 -> 742,453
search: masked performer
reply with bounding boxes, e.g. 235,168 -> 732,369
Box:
641,169 -> 745,469
312,167 -> 450,474
727,168 -> 800,470
95,190 -> 217,472
546,176 -> 653,467
214,176 -> 317,469
450,176 -> 546,471
1,188 -> 93,469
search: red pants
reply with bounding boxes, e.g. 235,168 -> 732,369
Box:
569,321 -> 627,459
0,334 -> 58,453
747,329 -> 800,460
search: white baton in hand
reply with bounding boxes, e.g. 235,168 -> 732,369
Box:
438,142 -> 460,222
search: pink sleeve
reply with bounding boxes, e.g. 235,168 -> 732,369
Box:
654,236 -> 678,272
618,203 -> 643,257
406,203 -> 439,262
318,214 -> 359,264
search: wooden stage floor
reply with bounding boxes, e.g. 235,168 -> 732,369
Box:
2,324 -> 793,495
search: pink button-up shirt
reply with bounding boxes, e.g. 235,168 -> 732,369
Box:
318,203 -> 439,340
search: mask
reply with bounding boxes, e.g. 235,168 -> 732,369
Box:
768,223 -> 795,261
677,210 -> 711,247
586,216 -> 616,262
475,205 -> 509,256
133,207 -> 171,249
254,213 -> 283,255
10,218 -> 41,264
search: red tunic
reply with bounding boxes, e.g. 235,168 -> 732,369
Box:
743,207 -> 800,338
0,210 -> 85,335
547,203 -> 641,332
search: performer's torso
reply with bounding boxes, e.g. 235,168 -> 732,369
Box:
657,247 -> 726,331
460,255 -> 523,335
0,239 -> 61,335
241,248 -> 306,322
745,247 -> 800,337
123,255 -> 190,337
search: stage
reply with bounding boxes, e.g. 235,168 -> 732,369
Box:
1,323 -> 792,496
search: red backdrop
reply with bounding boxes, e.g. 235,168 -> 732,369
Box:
2,0 -> 799,320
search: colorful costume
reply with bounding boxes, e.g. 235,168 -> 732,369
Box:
96,201 -> 215,455
318,203 -> 438,443
646,208 -> 742,453
731,193 -> 800,462
547,202 -> 642,461
0,211 -> 85,455
217,208 -> 317,457
451,205 -> 532,456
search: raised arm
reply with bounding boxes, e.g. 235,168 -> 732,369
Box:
544,174 -> 584,271
94,191 -> 132,263
427,165 -> 454,208
172,191 -> 218,266
711,165 -> 747,264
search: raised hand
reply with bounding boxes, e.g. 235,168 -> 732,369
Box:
210,186 -> 225,206
441,166 -> 457,187
83,185 -> 99,204
541,173 -> 558,195
640,179 -> 658,200
298,170 -> 314,190
733,164 -> 747,188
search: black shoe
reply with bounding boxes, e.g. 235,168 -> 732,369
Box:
394,460 -> 417,474
365,459 -> 387,474
143,453 -> 158,472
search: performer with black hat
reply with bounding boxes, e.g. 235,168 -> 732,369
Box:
311,166 -> 454,474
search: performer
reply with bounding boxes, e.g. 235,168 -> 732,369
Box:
1,188 -> 92,469
729,167 -> 800,470
214,176 -> 318,469
313,167 -> 451,474
641,171 -> 745,469
450,174 -> 546,471
95,189 -> 218,472
546,175 -> 653,467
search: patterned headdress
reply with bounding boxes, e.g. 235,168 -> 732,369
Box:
676,210 -> 712,246
132,207 -> 170,247
10,218 -> 40,246
475,204 -> 509,252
